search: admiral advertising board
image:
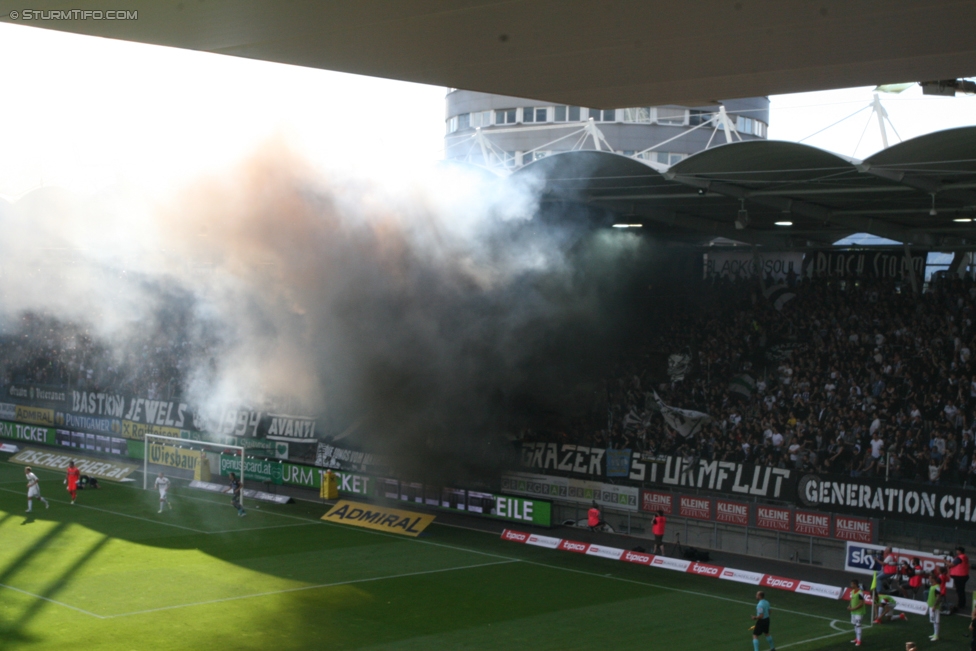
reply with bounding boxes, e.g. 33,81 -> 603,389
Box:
797,473 -> 976,526
322,500 -> 435,537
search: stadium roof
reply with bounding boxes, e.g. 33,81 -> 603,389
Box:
3,1 -> 975,108
514,126 -> 976,249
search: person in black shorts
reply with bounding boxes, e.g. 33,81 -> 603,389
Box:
752,591 -> 775,651
223,472 -> 246,517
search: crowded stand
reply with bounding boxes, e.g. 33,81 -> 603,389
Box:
0,311 -> 217,402
6,269 -> 976,490
530,272 -> 976,488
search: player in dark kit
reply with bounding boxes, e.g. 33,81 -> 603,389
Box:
223,472 -> 246,517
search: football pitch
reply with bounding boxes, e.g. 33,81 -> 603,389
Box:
0,459 -> 967,650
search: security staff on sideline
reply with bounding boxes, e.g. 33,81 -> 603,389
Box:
652,510 -> 667,555
950,546 -> 971,612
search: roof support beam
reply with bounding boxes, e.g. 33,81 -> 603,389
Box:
856,163 -> 976,208
625,205 -> 808,248
665,173 -> 925,245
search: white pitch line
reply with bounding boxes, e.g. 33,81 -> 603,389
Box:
103,559 -> 519,619
0,487 -> 208,534
515,558 -> 840,623
207,522 -> 317,534
776,620 -> 854,649
0,582 -> 106,619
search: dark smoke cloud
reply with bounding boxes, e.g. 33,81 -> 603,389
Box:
0,142 -> 664,482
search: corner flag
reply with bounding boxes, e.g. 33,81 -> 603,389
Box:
870,571 -> 877,592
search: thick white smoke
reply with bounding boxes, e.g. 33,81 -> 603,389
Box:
0,142 -> 657,480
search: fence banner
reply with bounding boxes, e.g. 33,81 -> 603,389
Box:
6,384 -> 69,408
705,251 -> 804,280
715,500 -> 749,526
605,448 -> 632,477
793,510 -> 831,538
801,250 -> 926,280
643,455 -> 795,500
0,421 -> 56,446
756,506 -> 792,532
797,473 -> 976,526
678,495 -> 712,520
833,516 -> 875,543
640,490 -> 674,514
501,472 -> 638,511
264,414 -> 317,442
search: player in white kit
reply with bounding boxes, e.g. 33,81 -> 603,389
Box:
25,466 -> 50,512
154,472 -> 173,513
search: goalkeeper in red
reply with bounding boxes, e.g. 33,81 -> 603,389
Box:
64,461 -> 81,505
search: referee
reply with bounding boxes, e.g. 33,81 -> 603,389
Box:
752,591 -> 775,651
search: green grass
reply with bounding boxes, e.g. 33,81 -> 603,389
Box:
0,457 -> 967,650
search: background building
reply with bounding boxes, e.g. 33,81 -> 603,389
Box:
445,90 -> 769,172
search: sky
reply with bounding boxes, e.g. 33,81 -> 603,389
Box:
0,20 -> 974,200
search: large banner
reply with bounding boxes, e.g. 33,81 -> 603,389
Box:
802,250 -> 926,280
642,455 -> 795,500
7,384 -> 69,409
501,471 -> 639,512
705,251 -> 804,280
518,442 -> 648,481
264,414 -> 317,442
520,447 -> 795,500
797,473 -> 976,527
0,385 -> 323,445
314,442 -> 391,474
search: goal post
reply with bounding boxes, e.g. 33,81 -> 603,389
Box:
144,433 -> 246,507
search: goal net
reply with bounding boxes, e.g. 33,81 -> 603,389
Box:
143,433 -> 246,507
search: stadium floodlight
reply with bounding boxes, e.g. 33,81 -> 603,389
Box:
612,223 -> 642,228
144,433 -> 246,508
774,221 -> 792,226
